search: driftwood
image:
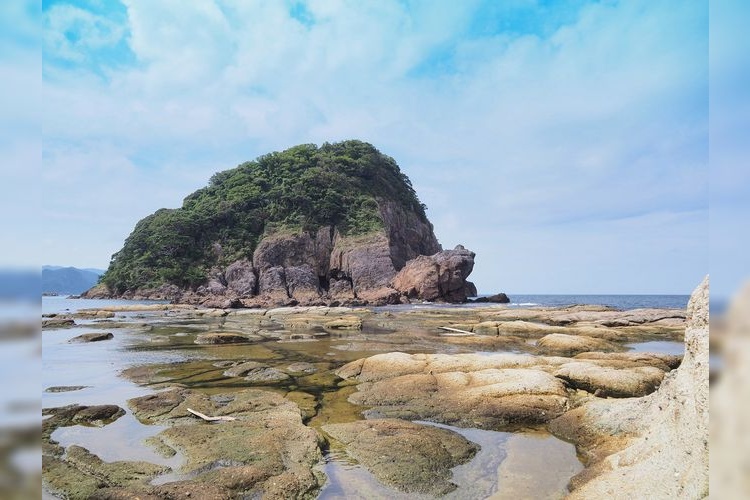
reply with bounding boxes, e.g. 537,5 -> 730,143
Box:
187,408 -> 237,422
438,326 -> 475,336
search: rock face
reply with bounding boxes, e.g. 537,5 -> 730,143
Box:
549,277 -> 708,498
88,224 -> 477,307
85,141 -> 489,306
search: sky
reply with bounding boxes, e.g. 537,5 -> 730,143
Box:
28,0 -> 715,295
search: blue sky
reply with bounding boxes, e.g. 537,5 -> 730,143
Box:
34,0 -> 714,295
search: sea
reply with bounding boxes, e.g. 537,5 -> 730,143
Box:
41,293 -> 691,316
492,294 -> 690,310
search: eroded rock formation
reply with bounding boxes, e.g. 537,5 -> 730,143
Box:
549,276 -> 708,498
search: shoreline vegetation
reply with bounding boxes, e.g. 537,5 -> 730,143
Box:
41,278 -> 708,498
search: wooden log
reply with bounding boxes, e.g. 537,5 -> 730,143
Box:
438,326 -> 475,336
187,408 -> 237,422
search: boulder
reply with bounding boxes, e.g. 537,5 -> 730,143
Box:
68,332 -> 114,343
473,293 -> 510,303
222,362 -> 290,383
204,277 -> 227,295
244,367 -> 291,384
392,245 -> 476,303
222,361 -> 267,377
285,362 -> 318,375
573,351 -> 682,371
323,418 -> 478,495
44,386 -> 88,393
72,310 -> 116,319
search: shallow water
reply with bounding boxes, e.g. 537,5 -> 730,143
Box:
42,298 -> 588,499
626,340 -> 684,355
51,412 -> 182,469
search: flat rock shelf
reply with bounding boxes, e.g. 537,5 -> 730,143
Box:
42,287 -> 706,499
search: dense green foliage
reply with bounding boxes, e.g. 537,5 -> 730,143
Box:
101,140 -> 428,293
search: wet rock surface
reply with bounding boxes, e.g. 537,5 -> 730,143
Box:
536,333 -> 623,356
43,317 -> 76,329
194,332 -> 256,344
68,332 -> 114,343
554,362 -> 667,397
43,298 -> 698,499
127,388 -> 323,498
337,352 -> 570,429
44,385 -> 89,393
323,418 -> 479,495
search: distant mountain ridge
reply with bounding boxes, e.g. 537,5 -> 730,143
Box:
42,266 -> 104,295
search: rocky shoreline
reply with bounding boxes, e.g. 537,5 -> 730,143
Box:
42,280 -> 707,499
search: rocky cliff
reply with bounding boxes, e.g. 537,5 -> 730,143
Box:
86,141 -> 476,306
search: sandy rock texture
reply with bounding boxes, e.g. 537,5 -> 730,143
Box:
549,277 -> 708,498
337,352 -> 570,429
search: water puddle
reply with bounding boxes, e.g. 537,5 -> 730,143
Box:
51,411 -> 183,470
318,420 -> 582,499
626,340 -> 684,355
429,422 -> 581,499
319,447 -> 429,499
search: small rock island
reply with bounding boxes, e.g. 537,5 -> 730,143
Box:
85,140 -> 481,307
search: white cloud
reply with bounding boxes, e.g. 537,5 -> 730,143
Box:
43,4 -> 125,62
41,0 -> 707,292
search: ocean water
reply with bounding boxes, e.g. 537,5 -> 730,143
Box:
42,295 -> 167,315
499,294 -> 690,310
42,293 -> 691,317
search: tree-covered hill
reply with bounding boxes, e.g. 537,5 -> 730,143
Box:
101,140 -> 429,294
